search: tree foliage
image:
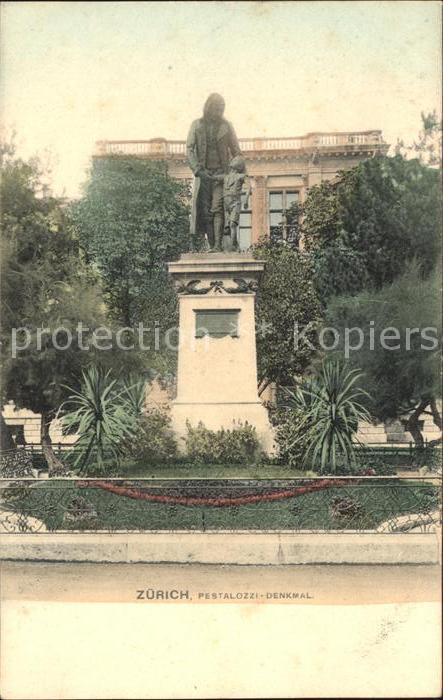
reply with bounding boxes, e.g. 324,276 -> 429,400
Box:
301,155 -> 442,303
395,110 -> 442,167
325,262 -> 442,445
71,157 -> 189,330
0,142 -> 123,470
253,239 -> 322,392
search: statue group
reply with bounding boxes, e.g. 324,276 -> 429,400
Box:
187,94 -> 250,252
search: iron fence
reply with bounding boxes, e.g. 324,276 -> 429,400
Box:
358,442 -> 441,467
0,476 -> 440,535
0,441 -> 440,475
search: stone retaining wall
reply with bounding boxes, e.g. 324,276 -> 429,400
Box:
1,531 -> 440,565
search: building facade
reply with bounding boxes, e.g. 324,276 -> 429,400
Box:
95,130 -> 389,250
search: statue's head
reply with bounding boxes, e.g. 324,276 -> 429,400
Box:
230,156 -> 246,173
203,93 -> 225,122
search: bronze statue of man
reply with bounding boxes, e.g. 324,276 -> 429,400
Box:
187,94 -> 241,251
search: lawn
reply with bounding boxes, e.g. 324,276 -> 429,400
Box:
3,478 -> 439,532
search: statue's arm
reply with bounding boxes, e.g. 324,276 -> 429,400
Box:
186,121 -> 201,175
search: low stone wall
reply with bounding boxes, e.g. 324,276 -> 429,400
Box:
3,398 -> 442,448
1,531 -> 440,565
2,402 -> 77,446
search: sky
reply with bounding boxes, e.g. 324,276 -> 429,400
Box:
1,0 -> 441,197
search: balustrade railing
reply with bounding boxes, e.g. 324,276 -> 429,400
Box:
95,131 -> 385,157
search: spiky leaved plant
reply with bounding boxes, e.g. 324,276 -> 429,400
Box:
119,375 -> 147,422
60,366 -> 137,473
284,361 -> 371,473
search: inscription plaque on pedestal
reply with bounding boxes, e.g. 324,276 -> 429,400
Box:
195,309 -> 240,338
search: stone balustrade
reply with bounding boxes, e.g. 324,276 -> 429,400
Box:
95,131 -> 385,157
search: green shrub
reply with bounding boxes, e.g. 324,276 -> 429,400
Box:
0,450 -> 33,478
354,454 -> 396,476
418,446 -> 442,472
185,421 -> 261,465
122,410 -> 178,464
270,407 -> 311,470
31,452 -> 48,471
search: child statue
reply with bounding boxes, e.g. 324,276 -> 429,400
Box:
212,155 -> 251,251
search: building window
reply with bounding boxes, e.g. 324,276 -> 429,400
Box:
238,191 -> 252,251
269,190 -> 300,241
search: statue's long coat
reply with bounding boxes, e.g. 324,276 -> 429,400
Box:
186,118 -> 241,236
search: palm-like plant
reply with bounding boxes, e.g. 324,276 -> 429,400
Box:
60,366 -> 138,473
284,361 -> 372,473
120,375 -> 147,421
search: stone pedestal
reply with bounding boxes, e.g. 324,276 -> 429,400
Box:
168,253 -> 275,454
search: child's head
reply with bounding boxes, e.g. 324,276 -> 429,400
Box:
230,156 -> 246,173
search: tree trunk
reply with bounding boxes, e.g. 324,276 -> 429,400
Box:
428,398 -> 442,447
429,398 -> 442,429
0,411 -> 15,451
404,399 -> 429,447
40,412 -> 67,476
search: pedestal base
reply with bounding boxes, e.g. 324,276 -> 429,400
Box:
168,253 -> 276,456
171,401 -> 276,455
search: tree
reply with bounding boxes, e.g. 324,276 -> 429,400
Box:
325,262 -> 442,446
301,155 -> 441,303
395,110 -> 442,167
253,239 -> 322,395
0,142 -> 126,472
70,156 -> 189,334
